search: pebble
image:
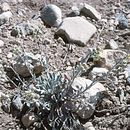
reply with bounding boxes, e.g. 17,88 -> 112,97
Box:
0,40 -> 4,47
7,52 -> 13,59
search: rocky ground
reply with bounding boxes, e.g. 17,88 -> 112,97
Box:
0,0 -> 130,130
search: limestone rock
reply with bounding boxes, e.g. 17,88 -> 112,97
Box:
40,4 -> 62,27
56,16 -> 97,46
80,3 -> 101,20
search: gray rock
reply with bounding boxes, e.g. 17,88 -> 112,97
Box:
40,4 -> 62,27
80,3 -> 101,20
66,77 -> 105,119
0,11 -> 12,26
56,16 -> 97,46
12,52 -> 45,77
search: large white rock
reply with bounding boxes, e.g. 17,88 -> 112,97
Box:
0,11 -> 12,26
56,16 -> 97,46
12,53 -> 45,77
64,77 -> 105,119
98,49 -> 127,68
80,3 -> 101,20
40,4 -> 62,27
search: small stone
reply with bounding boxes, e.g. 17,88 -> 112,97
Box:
98,49 -> 127,69
0,49 -> 2,54
0,2 -> 11,13
67,6 -> 80,17
7,52 -> 13,59
17,0 -> 23,3
115,13 -> 128,29
124,64 -> 130,85
105,39 -> 118,49
40,4 -> 62,27
101,98 -> 114,109
0,40 -> 4,47
84,122 -> 95,130
1,94 -> 11,113
80,3 -> 101,20
43,38 -> 51,45
90,67 -> 109,79
109,19 -> 115,26
12,94 -> 23,110
0,11 -> 12,26
109,26 -> 114,31
21,112 -> 37,127
56,16 -> 97,46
